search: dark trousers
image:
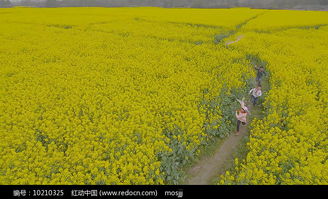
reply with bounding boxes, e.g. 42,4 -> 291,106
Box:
237,120 -> 246,132
251,95 -> 259,106
256,75 -> 262,82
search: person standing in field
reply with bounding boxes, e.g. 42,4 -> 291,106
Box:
249,85 -> 262,106
235,108 -> 248,136
237,97 -> 250,115
255,65 -> 266,84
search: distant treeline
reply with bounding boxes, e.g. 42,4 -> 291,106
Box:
1,0 -> 328,10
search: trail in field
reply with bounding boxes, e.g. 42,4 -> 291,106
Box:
185,74 -> 269,185
185,14 -> 268,185
225,35 -> 244,46
185,104 -> 258,185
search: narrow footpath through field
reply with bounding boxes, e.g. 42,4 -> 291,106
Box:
185,76 -> 268,184
184,14 -> 268,184
185,104 -> 258,185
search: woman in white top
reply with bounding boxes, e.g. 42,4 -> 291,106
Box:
249,85 -> 262,106
235,108 -> 248,136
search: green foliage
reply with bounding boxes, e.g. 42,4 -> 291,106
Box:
214,31 -> 233,44
246,53 -> 268,68
158,126 -> 195,184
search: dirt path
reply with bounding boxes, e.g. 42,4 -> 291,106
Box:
225,35 -> 244,46
185,14 -> 267,184
185,104 -> 257,185
185,73 -> 268,185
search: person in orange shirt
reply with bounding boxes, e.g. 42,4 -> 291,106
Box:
235,108 -> 248,136
237,97 -> 250,115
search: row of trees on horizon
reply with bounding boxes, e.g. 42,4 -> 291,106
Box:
1,0 -> 328,9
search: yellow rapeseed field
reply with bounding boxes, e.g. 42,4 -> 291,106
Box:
219,10 -> 328,184
0,7 -> 256,185
0,7 -> 327,185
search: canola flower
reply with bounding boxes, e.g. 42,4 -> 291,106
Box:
1,7 -> 327,185
0,7 -> 255,185
219,10 -> 328,184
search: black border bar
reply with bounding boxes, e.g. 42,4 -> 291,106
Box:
1,185 -> 327,198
